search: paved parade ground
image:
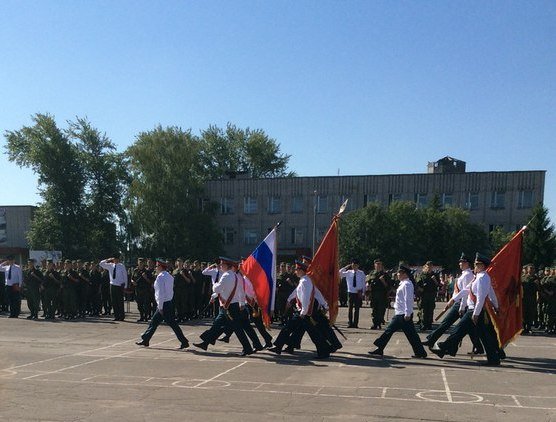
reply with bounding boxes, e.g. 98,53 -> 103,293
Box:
1,304 -> 555,422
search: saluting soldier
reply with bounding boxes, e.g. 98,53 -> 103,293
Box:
521,264 -> 538,334
339,259 -> 366,328
367,259 -> 391,330
416,261 -> 439,331
100,253 -> 128,321
42,259 -> 61,320
23,258 -> 43,320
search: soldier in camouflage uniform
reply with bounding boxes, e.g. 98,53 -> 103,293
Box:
42,260 -> 61,320
521,264 -> 538,334
24,259 -> 43,320
367,259 -> 391,330
131,258 -> 151,322
416,261 -> 439,331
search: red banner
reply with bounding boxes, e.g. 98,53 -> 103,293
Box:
307,216 -> 340,323
486,227 -> 525,347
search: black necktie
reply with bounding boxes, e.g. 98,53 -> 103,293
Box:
8,265 -> 12,280
113,266 -> 117,279
352,271 -> 357,288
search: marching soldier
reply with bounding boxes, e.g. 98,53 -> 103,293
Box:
369,265 -> 427,358
24,258 -> 43,320
367,259 -> 391,329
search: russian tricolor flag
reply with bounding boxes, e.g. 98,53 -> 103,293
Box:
241,228 -> 277,326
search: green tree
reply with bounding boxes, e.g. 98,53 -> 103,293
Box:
5,114 -> 87,256
126,126 -> 222,259
199,123 -> 294,179
489,226 -> 515,256
523,203 -> 556,268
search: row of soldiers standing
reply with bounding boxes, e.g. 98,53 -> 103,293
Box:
521,264 -> 556,334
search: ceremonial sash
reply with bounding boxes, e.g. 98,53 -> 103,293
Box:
220,277 -> 238,309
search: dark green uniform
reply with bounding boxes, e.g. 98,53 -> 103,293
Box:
61,268 -> 79,319
543,272 -> 556,333
77,267 -> 90,317
416,271 -> 438,331
88,267 -> 102,316
367,270 -> 391,329
43,267 -> 60,319
24,267 -> 43,319
521,274 -> 538,333
172,268 -> 189,322
100,268 -> 111,315
132,266 -> 151,321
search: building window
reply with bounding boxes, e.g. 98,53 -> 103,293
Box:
316,227 -> 327,244
291,196 -> 303,213
518,191 -> 533,209
220,197 -> 234,214
465,192 -> 479,210
491,191 -> 505,209
244,229 -> 258,245
414,193 -> 427,208
244,197 -> 258,214
222,227 -> 234,245
268,196 -> 281,214
442,193 -> 453,207
290,228 -> 304,245
388,193 -> 402,205
317,195 -> 328,213
364,194 -> 377,207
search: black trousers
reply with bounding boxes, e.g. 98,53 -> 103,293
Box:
6,286 -> 21,317
348,292 -> 361,326
438,310 -> 500,364
426,304 -> 483,352
374,314 -> 427,356
200,303 -> 253,353
141,300 -> 188,344
110,284 -> 125,320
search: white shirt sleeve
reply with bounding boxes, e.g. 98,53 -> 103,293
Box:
473,273 -> 490,316
402,281 -> 413,317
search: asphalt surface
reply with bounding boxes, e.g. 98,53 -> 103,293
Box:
1,302 -> 555,422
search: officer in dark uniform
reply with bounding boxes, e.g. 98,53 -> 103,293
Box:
24,259 -> 43,320
367,259 -> 391,329
521,264 -> 538,334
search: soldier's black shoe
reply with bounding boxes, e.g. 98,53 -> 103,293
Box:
412,353 -> 427,359
368,348 -> 383,356
283,345 -> 295,355
315,353 -> 330,360
268,346 -> 282,355
135,339 -> 149,347
421,339 -> 433,346
179,340 -> 189,349
217,336 -> 230,343
239,349 -> 254,356
263,342 -> 273,349
193,342 -> 208,351
253,345 -> 264,352
429,346 -> 445,358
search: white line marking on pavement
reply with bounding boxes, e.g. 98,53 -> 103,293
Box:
381,387 -> 388,398
193,361 -> 248,388
441,368 -> 453,403
511,395 -> 522,407
357,338 -> 362,344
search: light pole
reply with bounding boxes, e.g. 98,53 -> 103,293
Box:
312,190 -> 317,256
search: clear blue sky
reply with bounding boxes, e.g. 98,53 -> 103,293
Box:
1,1 -> 555,224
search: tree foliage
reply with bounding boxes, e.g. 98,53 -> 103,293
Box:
339,200 -> 489,271
523,203 -> 556,268
199,123 -> 294,179
4,114 -> 127,258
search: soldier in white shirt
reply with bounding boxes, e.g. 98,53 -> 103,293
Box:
0,255 -> 23,318
99,253 -> 127,321
339,259 -> 366,328
136,260 -> 189,349
369,265 -> 427,358
193,257 -> 254,356
422,253 -> 483,354
430,253 -> 501,366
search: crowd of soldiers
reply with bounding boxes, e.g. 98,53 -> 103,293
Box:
1,255 -> 555,338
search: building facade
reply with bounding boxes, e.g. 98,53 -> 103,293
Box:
0,205 -> 35,263
204,158 -> 545,259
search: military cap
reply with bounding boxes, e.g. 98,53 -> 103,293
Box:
113,252 -> 121,259
219,256 -> 236,266
351,258 -> 360,265
6,255 -> 14,260
46,259 -> 53,263
474,253 -> 491,267
397,264 -> 412,275
137,257 -> 145,262
425,261 -> 434,267
524,263 -> 535,268
373,258 -> 383,264
64,259 -> 72,264
176,257 -> 184,262
294,260 -> 309,272
155,258 -> 168,268
27,258 -> 36,263
301,255 -> 313,264
458,253 -> 471,263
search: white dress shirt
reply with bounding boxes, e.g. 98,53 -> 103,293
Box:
154,270 -> 174,310
453,271 -> 497,315
202,266 -> 220,284
339,267 -> 366,294
394,278 -> 414,317
213,270 -> 242,307
452,268 -> 474,302
99,260 -> 128,287
0,263 -> 22,286
287,279 -> 328,312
